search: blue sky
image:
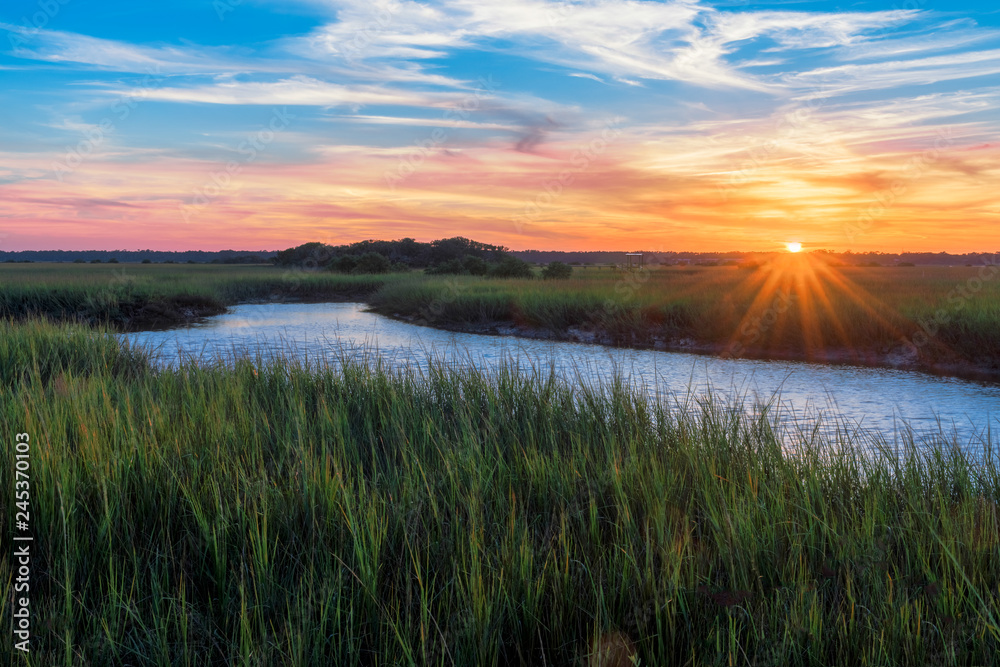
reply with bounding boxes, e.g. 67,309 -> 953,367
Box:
1,0 -> 998,251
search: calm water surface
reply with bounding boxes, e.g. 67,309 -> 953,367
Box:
123,302 -> 1000,448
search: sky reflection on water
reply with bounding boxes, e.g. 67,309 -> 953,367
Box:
123,302 -> 1000,452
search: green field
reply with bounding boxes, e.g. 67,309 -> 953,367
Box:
2,319 -> 999,665
3,260 -> 996,373
368,259 -> 1000,371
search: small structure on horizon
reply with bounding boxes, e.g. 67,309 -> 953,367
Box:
625,253 -> 644,270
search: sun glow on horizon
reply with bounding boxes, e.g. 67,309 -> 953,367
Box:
726,250 -> 906,362
786,242 -> 803,253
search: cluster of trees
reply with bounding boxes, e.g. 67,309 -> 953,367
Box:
274,237 -> 555,278
424,255 -> 541,279
273,237 -> 509,269
327,253 -> 407,274
541,261 -> 573,279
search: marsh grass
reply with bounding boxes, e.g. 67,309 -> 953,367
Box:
0,264 -> 398,329
2,319 -> 999,665
369,264 -> 1000,365
3,262 -> 1000,367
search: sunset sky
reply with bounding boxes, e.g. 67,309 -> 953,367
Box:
1,0 -> 998,252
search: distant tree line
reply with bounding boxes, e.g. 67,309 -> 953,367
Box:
829,250 -> 1000,266
4,245 -> 996,269
0,249 -> 276,263
210,254 -> 272,264
513,250 -> 1000,267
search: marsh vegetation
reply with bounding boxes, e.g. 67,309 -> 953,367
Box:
7,259 -> 995,375
2,319 -> 999,665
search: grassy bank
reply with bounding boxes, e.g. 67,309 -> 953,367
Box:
3,260 -> 1000,373
0,264 -> 400,330
368,260 -> 1000,373
2,319 -> 999,665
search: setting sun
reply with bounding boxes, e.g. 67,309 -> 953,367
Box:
786,242 -> 803,253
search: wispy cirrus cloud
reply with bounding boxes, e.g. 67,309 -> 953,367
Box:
1,23 -> 249,74
335,114 -> 519,130
130,75 -> 455,107
833,21 -> 1000,62
790,48 -> 1000,99
286,1 -> 932,94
